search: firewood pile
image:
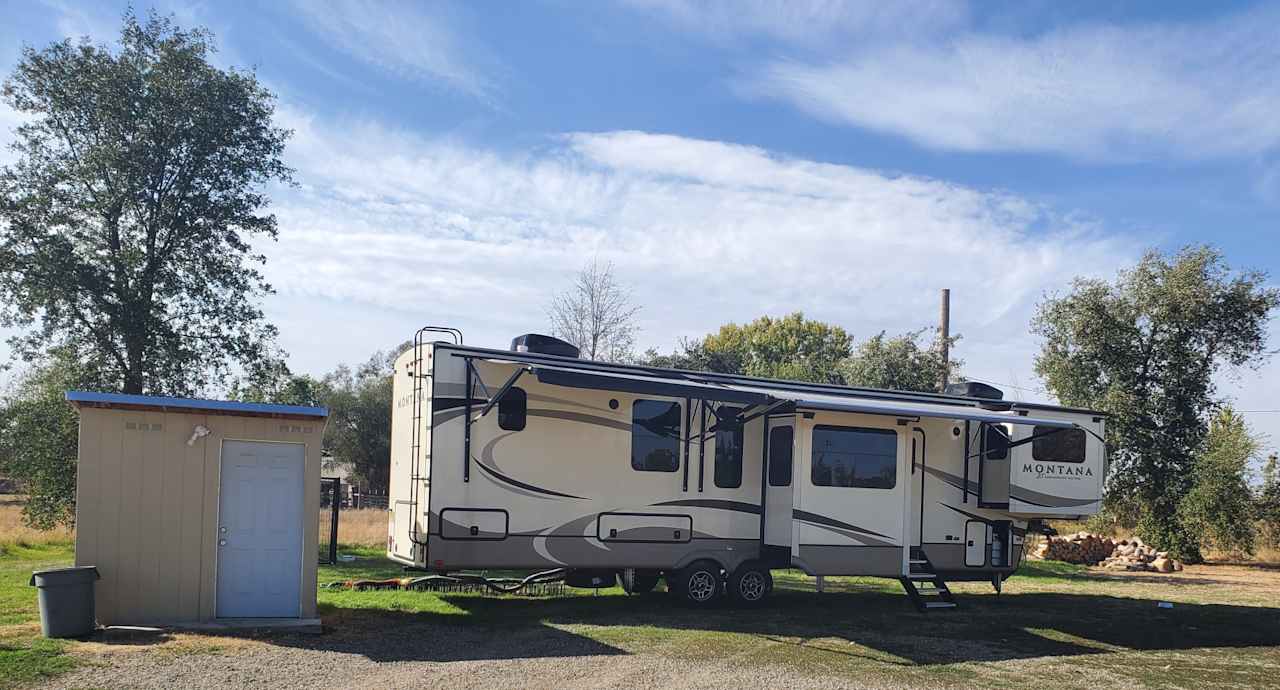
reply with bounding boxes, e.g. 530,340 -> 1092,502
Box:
1031,532 -> 1185,572
1032,531 -> 1114,564
1099,537 -> 1184,572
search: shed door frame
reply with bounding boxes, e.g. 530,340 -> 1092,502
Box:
215,438 -> 306,619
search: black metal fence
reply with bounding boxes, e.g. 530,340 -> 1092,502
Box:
319,477 -> 340,565
351,492 -> 389,510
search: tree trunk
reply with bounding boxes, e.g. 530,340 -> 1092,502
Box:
123,328 -> 146,394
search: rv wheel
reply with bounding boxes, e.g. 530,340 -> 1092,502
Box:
669,560 -> 723,607
620,569 -> 661,595
728,562 -> 773,606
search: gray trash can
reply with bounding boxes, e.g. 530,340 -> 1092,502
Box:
29,566 -> 99,638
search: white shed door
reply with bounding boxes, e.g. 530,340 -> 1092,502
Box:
217,440 -> 304,618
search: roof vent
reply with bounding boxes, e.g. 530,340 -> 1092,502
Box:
945,381 -> 1004,400
510,334 -> 580,358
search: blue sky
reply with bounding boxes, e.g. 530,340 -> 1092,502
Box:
2,1 -> 1278,459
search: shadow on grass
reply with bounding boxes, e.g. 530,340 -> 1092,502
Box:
254,586 -> 1280,666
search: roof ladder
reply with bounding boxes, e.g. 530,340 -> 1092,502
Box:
407,332 -> 426,545
407,326 -> 463,547
900,546 -> 957,611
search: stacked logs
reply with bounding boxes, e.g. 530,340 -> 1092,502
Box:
1032,531 -> 1115,565
1098,537 -> 1184,572
1032,532 -> 1185,572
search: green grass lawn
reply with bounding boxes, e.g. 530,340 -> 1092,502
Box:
0,542 -> 76,689
2,542 -> 1278,689
314,547 -> 1280,689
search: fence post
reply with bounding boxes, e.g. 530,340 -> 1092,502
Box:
328,478 -> 340,565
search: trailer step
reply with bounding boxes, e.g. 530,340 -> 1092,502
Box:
899,549 -> 956,612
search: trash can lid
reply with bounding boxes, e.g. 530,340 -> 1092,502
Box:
30,566 -> 100,587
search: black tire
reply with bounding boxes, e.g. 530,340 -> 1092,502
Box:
620,569 -> 661,595
668,559 -> 723,607
728,562 -> 773,606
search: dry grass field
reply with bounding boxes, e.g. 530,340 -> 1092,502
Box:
1,498 -> 388,553
317,508 -> 388,549
0,500 -> 73,553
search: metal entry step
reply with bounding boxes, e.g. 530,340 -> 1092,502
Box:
901,547 -> 956,612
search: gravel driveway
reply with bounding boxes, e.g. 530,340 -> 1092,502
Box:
47,621 -> 916,690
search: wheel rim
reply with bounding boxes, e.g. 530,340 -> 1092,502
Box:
739,571 -> 766,601
687,570 -> 717,602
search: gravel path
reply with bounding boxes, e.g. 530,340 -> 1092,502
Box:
49,646 -> 912,690
46,622 -> 920,690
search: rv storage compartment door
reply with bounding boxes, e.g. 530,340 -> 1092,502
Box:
440,508 -> 509,540
598,513 -> 692,543
964,521 -> 987,567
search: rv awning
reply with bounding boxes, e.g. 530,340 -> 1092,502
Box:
532,365 -> 771,406
783,393 -> 1075,429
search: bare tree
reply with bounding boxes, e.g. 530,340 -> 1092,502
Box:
548,259 -> 640,362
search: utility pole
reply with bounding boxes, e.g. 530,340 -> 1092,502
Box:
939,289 -> 950,393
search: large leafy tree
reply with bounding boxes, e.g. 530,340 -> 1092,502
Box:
697,312 -> 853,384
1259,453 -> 1280,549
645,314 -> 958,392
0,12 -> 292,395
0,348 -> 108,528
237,349 -> 403,494
1178,408 -> 1258,558
840,329 -> 961,393
320,353 -> 395,494
1032,246 -> 1278,561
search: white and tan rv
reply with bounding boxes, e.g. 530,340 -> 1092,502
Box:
387,330 -> 1106,610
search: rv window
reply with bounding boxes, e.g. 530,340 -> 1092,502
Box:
768,426 -> 793,487
983,424 -> 1009,460
498,387 -> 527,431
811,425 -> 897,489
713,407 -> 744,488
1032,426 -> 1086,463
631,400 -> 681,472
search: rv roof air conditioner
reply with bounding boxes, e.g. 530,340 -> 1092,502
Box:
944,381 -> 1004,400
510,333 -> 580,358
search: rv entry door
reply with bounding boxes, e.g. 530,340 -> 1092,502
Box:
763,415 -> 795,550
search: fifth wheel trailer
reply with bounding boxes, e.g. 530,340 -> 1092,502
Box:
387,330 -> 1105,610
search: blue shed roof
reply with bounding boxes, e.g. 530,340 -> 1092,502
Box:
65,391 -> 328,419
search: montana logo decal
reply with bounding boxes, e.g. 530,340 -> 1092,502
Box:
1022,463 -> 1093,479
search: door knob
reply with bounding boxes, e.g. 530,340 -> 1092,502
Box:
218,539 -> 227,546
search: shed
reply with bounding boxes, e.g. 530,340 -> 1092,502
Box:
67,391 -> 328,627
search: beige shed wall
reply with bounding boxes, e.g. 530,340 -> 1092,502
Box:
74,407 -> 324,625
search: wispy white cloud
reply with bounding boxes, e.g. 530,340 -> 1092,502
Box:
265,107 -> 1142,391
39,0 -> 119,44
289,0 -> 496,101
743,6 -> 1280,160
624,0 -> 967,46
